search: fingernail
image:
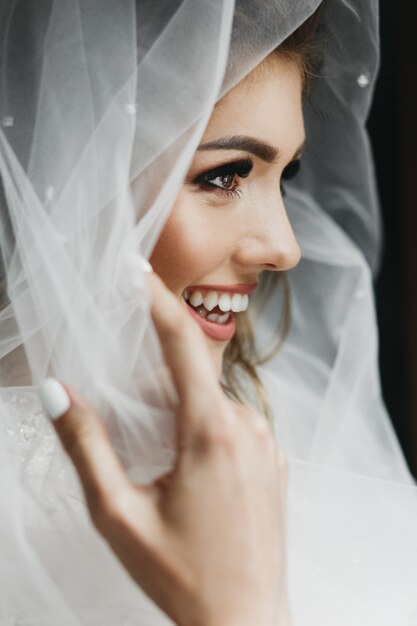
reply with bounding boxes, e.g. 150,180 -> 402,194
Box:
38,378 -> 71,420
137,255 -> 153,274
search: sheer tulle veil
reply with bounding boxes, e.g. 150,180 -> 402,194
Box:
1,1 -> 417,624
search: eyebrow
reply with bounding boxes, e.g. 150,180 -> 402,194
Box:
197,134 -> 305,164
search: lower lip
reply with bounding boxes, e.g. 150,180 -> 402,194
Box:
185,303 -> 237,342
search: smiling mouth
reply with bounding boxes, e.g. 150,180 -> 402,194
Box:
182,285 -> 255,342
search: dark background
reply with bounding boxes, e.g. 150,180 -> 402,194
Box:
369,1 -> 417,477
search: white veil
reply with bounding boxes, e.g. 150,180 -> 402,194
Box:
1,1 -> 417,624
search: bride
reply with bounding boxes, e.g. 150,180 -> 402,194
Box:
38,32 -> 309,625
1,1 -> 417,625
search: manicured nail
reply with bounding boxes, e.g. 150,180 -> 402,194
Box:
138,255 -> 153,273
38,378 -> 71,420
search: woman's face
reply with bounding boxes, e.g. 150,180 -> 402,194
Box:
150,55 -> 305,374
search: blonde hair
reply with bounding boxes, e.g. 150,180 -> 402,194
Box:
222,273 -> 291,419
221,7 -> 323,418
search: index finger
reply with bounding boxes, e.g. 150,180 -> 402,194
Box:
40,381 -> 132,503
147,272 -> 225,429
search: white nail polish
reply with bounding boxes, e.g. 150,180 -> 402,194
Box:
137,255 -> 153,274
38,378 -> 71,420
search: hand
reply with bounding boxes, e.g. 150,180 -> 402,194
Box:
40,272 -> 292,626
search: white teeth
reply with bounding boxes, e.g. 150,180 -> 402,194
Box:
231,293 -> 242,312
185,288 -> 251,313
207,312 -> 230,324
189,291 -> 203,307
203,291 -> 218,311
197,308 -> 207,318
217,312 -> 230,324
218,293 -> 232,312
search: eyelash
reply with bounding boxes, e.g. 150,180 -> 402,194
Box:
192,158 -> 253,199
280,159 -> 301,197
192,157 -> 301,199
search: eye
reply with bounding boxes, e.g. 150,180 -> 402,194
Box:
192,158 -> 253,199
208,172 -> 236,191
280,159 -> 301,197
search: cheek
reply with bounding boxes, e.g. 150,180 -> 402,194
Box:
149,191 -> 228,293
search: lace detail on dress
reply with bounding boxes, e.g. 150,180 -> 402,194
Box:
1,387 -> 56,479
0,386 -> 82,517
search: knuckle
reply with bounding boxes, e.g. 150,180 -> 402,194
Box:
89,489 -> 131,535
243,408 -> 275,443
193,418 -> 237,457
208,425 -> 236,451
253,415 -> 273,438
186,395 -> 236,448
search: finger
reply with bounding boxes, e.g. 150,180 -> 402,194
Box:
147,272 -> 224,422
38,378 -> 151,523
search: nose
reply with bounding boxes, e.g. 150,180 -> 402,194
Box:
233,196 -> 301,272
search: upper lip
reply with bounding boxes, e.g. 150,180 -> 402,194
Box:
187,283 -> 258,295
